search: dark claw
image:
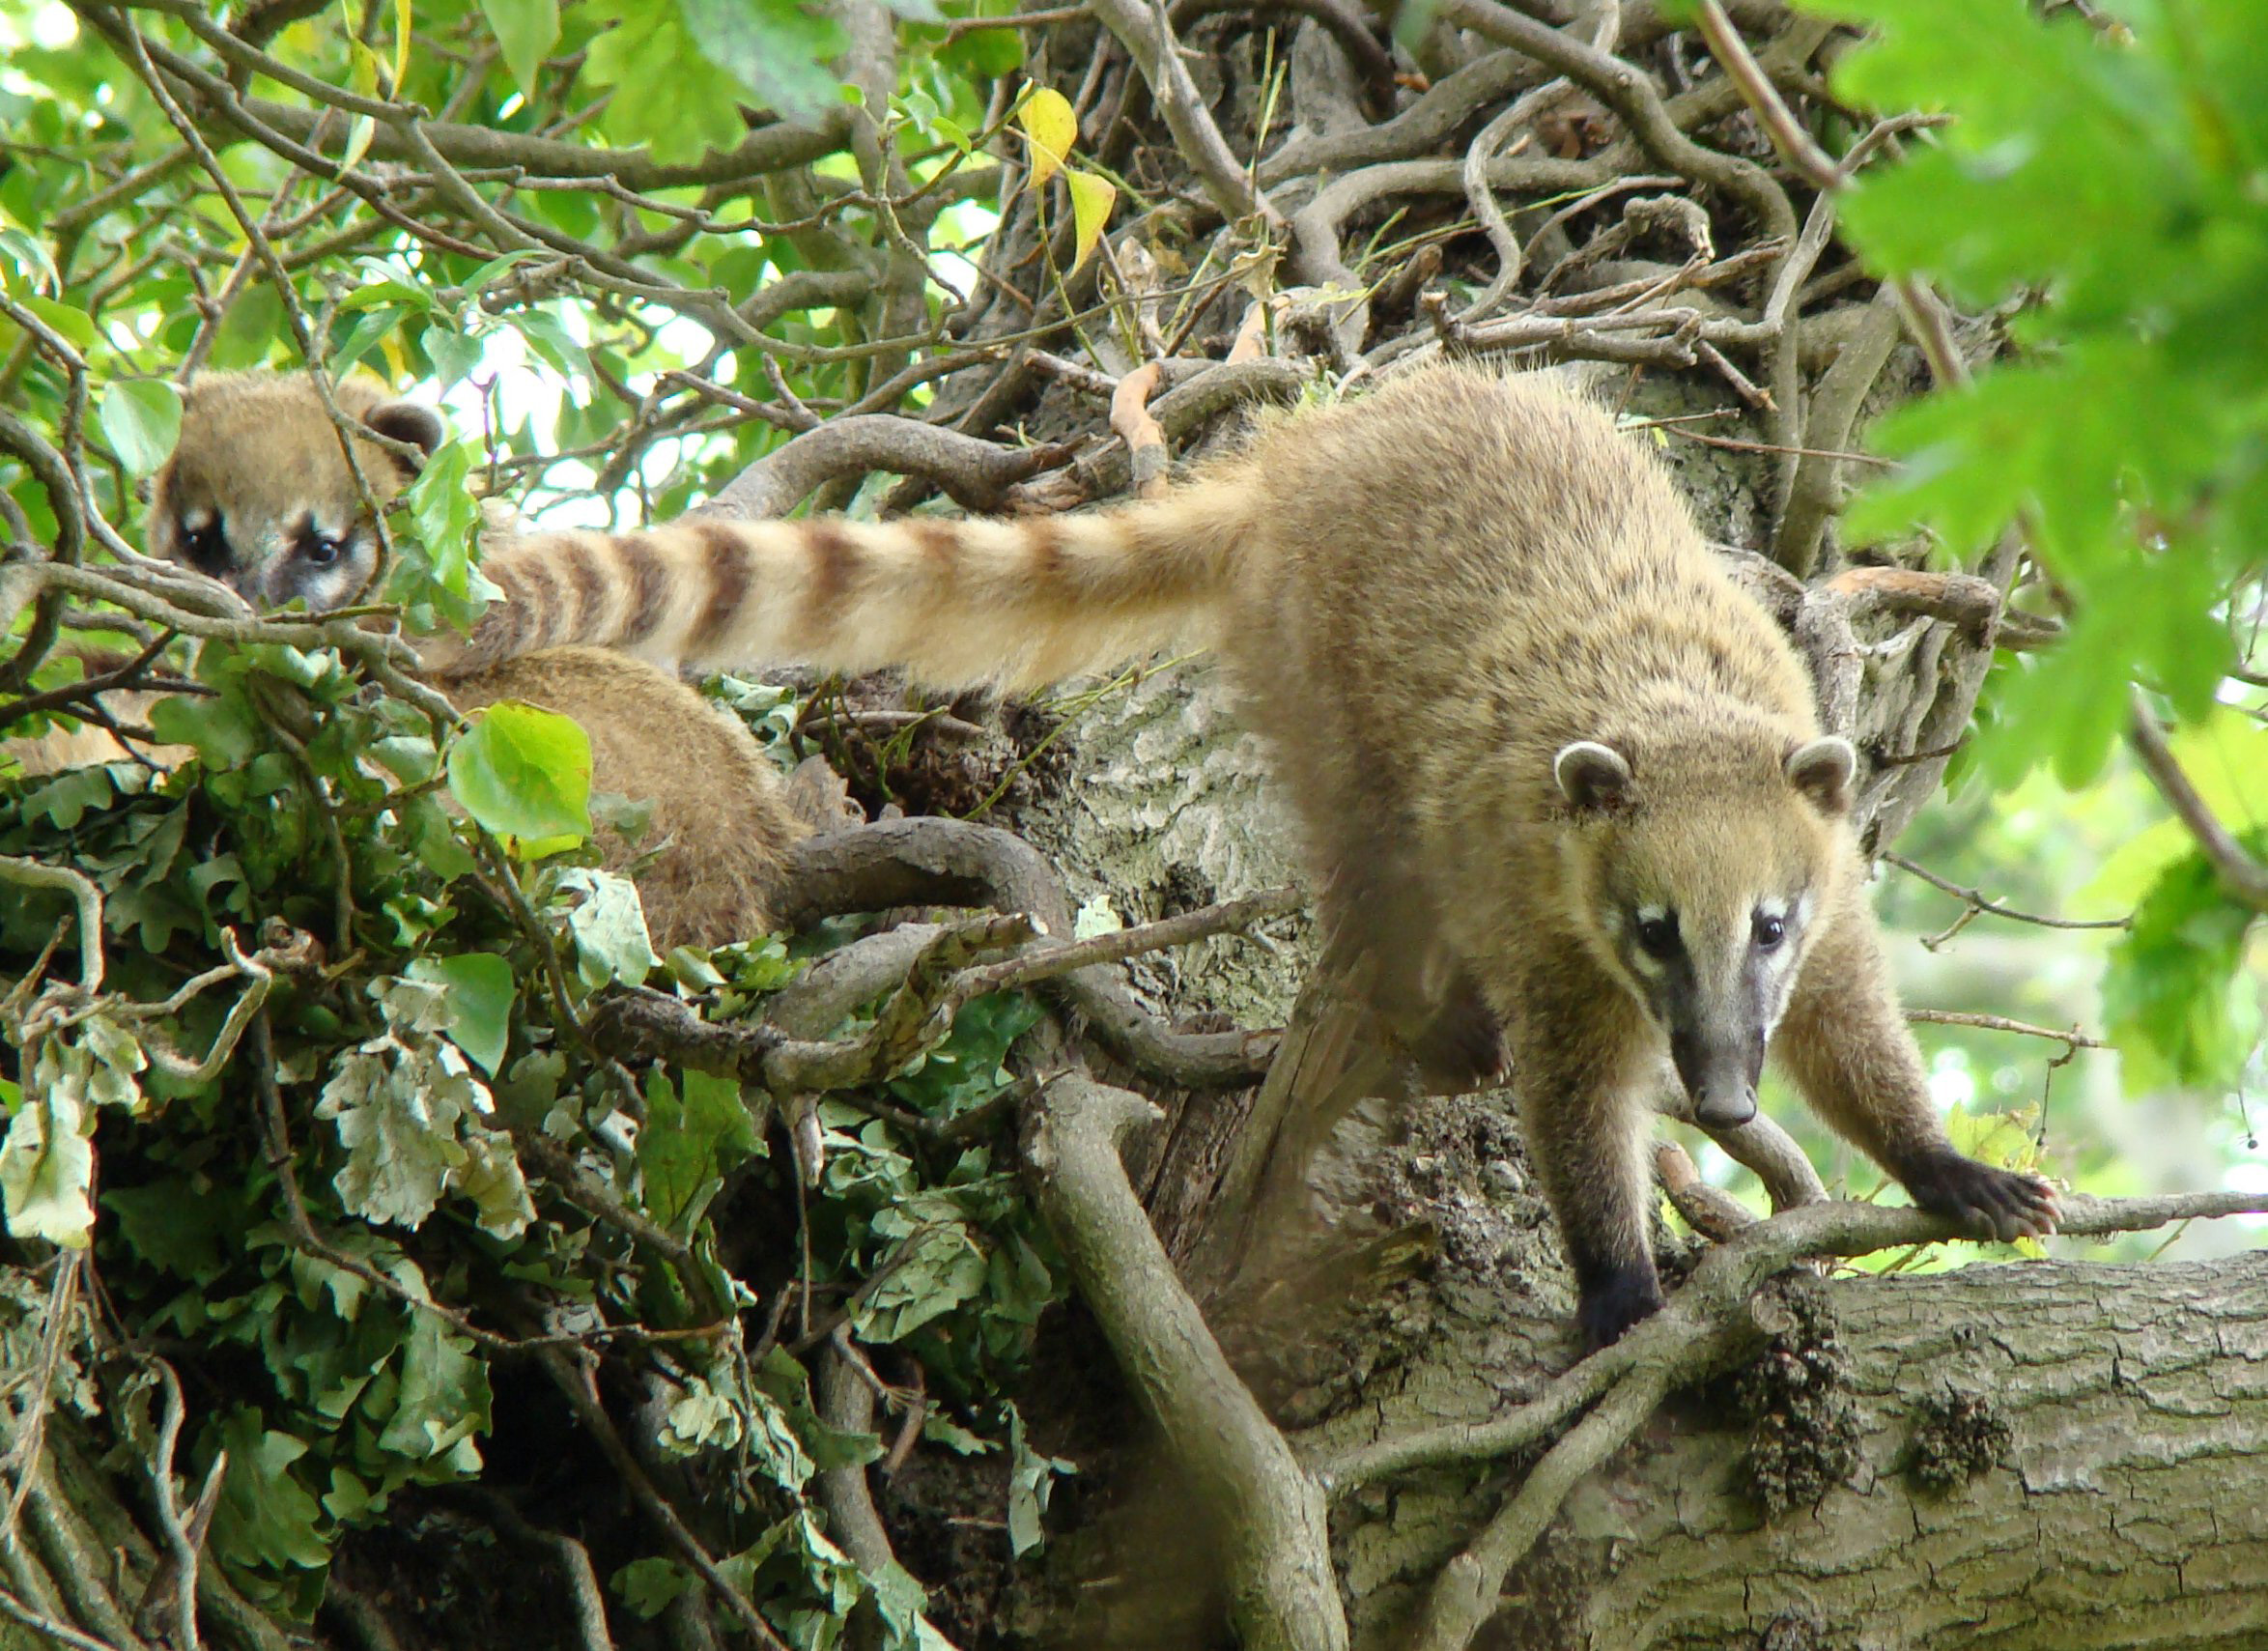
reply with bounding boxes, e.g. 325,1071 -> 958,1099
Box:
1576,1267 -> 1667,1355
1899,1148 -> 2060,1243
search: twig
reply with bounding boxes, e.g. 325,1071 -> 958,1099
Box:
949,886 -> 1302,1000
1885,852 -> 2130,934
0,1585 -> 131,1651
2127,687 -> 2268,913
1654,1141 -> 1758,1240
476,1494 -> 615,1651
1084,0 -> 1284,228
1904,1010 -> 2110,1051
535,1347 -> 792,1651
0,857 -> 105,996
697,414 -> 1076,521
1110,363 -> 1170,499
134,1360 -> 208,1651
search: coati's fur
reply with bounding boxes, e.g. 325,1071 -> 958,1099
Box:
5,373 -> 804,952
419,363 -> 2059,1349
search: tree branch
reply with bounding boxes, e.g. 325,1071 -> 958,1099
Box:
1024,1075 -> 1347,1651
2126,687 -> 2268,913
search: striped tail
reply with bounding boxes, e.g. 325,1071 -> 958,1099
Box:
417,484 -> 1251,693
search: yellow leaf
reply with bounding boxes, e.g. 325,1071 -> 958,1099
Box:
392,0 -> 413,92
1018,87 -> 1077,192
1063,167 -> 1117,274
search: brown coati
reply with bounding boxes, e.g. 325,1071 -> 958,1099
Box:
4,372 -> 806,953
411,362 -> 2058,1349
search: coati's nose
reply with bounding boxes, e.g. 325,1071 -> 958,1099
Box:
1690,1083 -> 1758,1127
1670,1032 -> 1761,1127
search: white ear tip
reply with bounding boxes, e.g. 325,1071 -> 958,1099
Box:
1554,739 -> 1632,806
1785,734 -> 1857,804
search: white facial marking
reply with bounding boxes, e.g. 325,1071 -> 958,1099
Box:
1628,949 -> 1666,978
1636,903 -> 1668,925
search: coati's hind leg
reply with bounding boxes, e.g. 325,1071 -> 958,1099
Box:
1774,908 -> 2059,1241
1404,962 -> 1508,1094
1317,857 -> 1508,1094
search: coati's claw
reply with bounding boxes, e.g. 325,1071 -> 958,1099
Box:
1901,1150 -> 2061,1243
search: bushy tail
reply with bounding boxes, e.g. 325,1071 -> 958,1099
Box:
419,483 -> 1252,692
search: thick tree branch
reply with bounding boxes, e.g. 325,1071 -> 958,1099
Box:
698,416 -> 1077,520
1024,1075 -> 1346,1651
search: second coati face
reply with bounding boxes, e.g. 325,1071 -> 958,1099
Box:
149,372 -> 446,611
1554,731 -> 1857,1126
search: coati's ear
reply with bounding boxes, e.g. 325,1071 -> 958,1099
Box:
1785,735 -> 1856,813
1554,740 -> 1632,811
361,399 -> 447,470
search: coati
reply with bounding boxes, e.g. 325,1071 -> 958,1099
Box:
410,363 -> 2060,1350
5,373 -> 805,952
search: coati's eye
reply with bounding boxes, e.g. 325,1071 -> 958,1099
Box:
180,519 -> 229,573
1634,913 -> 1680,957
300,533 -> 345,567
1753,912 -> 1786,951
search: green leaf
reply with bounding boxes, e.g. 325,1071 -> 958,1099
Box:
1005,1402 -> 1074,1557
150,688 -> 261,769
378,1312 -> 492,1461
751,1346 -> 885,1472
213,1410 -> 333,1573
18,294 -> 95,349
425,325 -> 483,390
105,1178 -> 243,1281
446,700 -> 593,842
556,868 -> 660,989
317,981 -> 507,1231
2101,844 -> 2262,1096
0,1047 -> 95,1247
855,1224 -> 986,1343
614,1557 -> 696,1619
479,0 -> 559,99
99,379 -> 183,476
406,954 -> 517,1076
582,4 -> 789,161
680,0 -> 850,125
640,1067 -> 757,1231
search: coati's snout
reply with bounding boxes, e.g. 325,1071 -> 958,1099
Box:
1669,1025 -> 1765,1126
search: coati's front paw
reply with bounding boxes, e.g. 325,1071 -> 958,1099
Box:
1577,1268 -> 1667,1354
1900,1148 -> 2060,1242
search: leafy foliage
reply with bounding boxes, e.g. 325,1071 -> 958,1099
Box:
0,636 -> 1063,1635
1819,0 -> 2268,782
1813,0 -> 2266,1120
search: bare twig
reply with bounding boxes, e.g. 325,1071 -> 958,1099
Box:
1085,0 -> 1284,228
1904,1009 -> 2110,1051
1885,852 -> 2130,934
0,857 -> 104,995
2127,687 -> 2268,913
